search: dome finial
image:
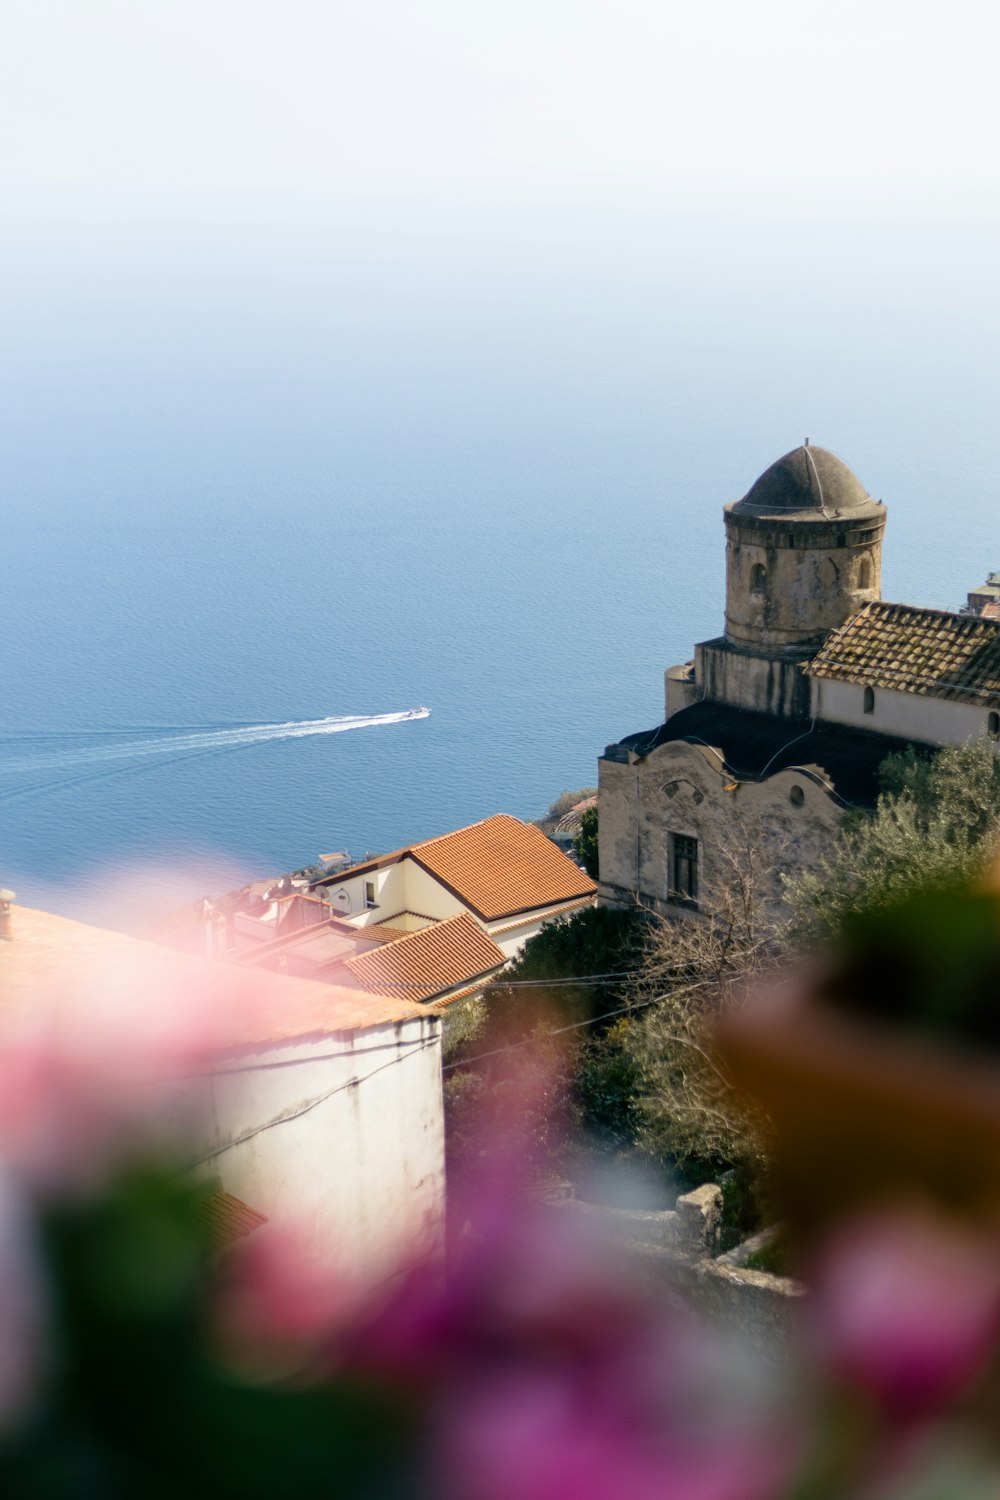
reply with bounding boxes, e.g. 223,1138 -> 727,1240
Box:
804,436 -> 809,446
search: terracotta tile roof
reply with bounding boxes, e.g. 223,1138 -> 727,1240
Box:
345,913 -> 506,1001
201,1191 -> 269,1253
427,980 -> 491,1010
489,894 -> 598,935
553,796 -> 598,835
313,816 -> 597,922
0,906 -> 434,1048
362,924 -> 412,944
409,815 -> 597,921
805,602 -> 1000,706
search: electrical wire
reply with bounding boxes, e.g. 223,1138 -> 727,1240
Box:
441,977 -> 713,1074
185,1038 -> 439,1170
186,977 -> 713,1163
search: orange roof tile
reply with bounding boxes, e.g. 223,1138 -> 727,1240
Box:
410,815 -> 597,921
201,1191 -> 269,1253
489,894 -> 598,935
313,816 -> 597,921
345,913 -> 506,1001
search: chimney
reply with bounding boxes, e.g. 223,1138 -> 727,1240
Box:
0,889 -> 16,941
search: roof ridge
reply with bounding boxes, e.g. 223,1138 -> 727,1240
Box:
348,910 -> 483,960
410,813 -> 511,854
868,599 -> 1000,629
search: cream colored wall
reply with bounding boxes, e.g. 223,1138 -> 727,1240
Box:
598,740 -> 840,916
208,1015 -> 444,1282
399,860 -> 468,922
485,901 -> 597,960
811,677 -> 1000,750
665,662 -> 699,718
326,863 -> 407,924
327,857 -> 466,926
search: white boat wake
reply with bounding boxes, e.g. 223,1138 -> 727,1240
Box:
0,708 -> 430,804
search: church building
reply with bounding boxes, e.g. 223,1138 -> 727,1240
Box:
598,444 -> 1000,915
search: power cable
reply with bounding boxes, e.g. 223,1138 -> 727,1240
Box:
441,977 -> 713,1073
185,1038 -> 439,1170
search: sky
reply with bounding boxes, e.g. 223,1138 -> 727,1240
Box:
3,0 -> 998,227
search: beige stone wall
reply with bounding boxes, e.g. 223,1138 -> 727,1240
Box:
694,639 -> 811,718
724,510 -> 885,656
664,661 -> 699,717
811,675 -> 1000,752
598,739 -> 841,915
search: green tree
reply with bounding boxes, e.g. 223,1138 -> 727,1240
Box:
791,737 -> 1000,944
573,804 -> 599,880
621,810 -> 785,1188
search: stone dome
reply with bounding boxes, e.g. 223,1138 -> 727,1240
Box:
734,445 -> 874,516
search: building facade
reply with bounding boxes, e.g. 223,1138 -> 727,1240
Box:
1,902 -> 445,1282
599,443 -> 1000,917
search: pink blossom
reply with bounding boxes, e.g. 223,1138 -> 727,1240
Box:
0,948 -> 264,1194
439,1367 -> 788,1500
347,1148 -> 796,1500
213,1224 -> 355,1378
808,1207 -> 1000,1419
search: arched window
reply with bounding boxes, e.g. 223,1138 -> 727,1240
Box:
988,711 -> 1000,739
863,686 -> 875,716
858,557 -> 872,590
789,784 -> 805,807
750,563 -> 767,594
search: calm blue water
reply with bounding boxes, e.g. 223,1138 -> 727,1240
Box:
3,202 -> 999,920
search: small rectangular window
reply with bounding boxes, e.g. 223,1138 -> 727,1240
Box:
364,880 -> 377,909
670,834 -> 699,906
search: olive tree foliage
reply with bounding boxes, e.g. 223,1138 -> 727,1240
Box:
619,812 -> 790,1182
790,738 -> 1000,944
572,804 -> 599,880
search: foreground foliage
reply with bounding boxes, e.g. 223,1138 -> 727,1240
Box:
7,878 -> 1000,1498
792,738 -> 1000,942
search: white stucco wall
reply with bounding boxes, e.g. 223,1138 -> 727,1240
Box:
811,677 -> 1000,750
205,1014 -> 444,1280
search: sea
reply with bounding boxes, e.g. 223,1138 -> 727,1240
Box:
2,198 -> 999,925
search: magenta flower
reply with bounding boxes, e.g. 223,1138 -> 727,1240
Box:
346,1147 -> 796,1500
808,1206 -> 1000,1420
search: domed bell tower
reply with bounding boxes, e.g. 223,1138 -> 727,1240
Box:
724,443 -> 885,655
682,444 -> 887,720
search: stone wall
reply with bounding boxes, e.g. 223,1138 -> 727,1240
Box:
598,737 -> 840,918
558,1185 -> 803,1358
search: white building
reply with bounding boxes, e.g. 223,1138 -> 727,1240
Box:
310,813 -> 598,960
0,903 -> 445,1280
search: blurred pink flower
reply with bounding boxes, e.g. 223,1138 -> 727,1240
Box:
808,1207 -> 1000,1420
440,1367 -> 789,1500
214,1224 -> 355,1378
0,948 -> 262,1194
346,1142 -> 795,1500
